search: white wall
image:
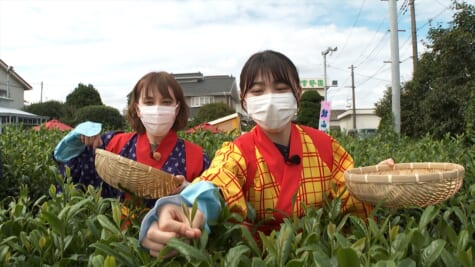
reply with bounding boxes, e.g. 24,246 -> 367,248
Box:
337,109 -> 380,133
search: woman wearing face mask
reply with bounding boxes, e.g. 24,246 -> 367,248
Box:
53,71 -> 210,207
139,50 -> 394,257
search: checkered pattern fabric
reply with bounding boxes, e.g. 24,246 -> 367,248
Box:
195,125 -> 371,221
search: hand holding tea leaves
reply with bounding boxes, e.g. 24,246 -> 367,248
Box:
141,203 -> 205,257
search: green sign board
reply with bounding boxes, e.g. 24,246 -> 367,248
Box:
301,78 -> 324,89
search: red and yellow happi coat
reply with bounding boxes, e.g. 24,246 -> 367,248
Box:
194,124 -> 371,222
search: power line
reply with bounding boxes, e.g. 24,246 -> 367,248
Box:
333,0 -> 367,61
355,30 -> 389,68
351,16 -> 387,65
355,64 -> 391,87
415,5 -> 452,33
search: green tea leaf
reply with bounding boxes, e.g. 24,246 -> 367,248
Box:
456,247 -> 473,267
285,257 -> 306,267
374,260 -> 397,267
312,247 -> 331,267
251,257 -> 267,267
241,225 -> 261,256
396,258 -> 416,267
336,247 -> 359,267
418,206 -> 438,230
167,238 -> 209,262
327,223 -> 336,238
456,229 -> 469,251
104,255 -> 117,267
439,249 -> 457,267
277,223 -> 294,266
90,254 -> 105,267
111,201 -> 122,227
260,231 -> 278,258
421,239 -> 446,267
191,200 -> 198,226
181,202 -> 191,227
389,225 -> 399,242
351,238 -> 366,254
97,214 -> 121,236
224,244 -> 249,267
90,242 -> 133,266
41,210 -> 65,236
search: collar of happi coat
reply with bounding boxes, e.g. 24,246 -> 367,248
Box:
135,130 -> 178,169
253,124 -> 303,219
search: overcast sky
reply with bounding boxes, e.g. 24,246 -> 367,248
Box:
0,0 -> 455,113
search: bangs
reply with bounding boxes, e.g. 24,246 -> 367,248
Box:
141,75 -> 173,100
240,50 -> 300,95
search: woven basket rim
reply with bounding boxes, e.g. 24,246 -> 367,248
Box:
94,148 -> 180,198
344,162 -> 465,184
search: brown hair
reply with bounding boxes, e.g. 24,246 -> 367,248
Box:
127,71 -> 189,133
239,50 -> 301,111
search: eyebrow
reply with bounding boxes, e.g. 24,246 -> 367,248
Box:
249,81 -> 266,88
249,80 -> 288,88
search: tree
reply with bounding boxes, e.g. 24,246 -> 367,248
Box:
71,105 -> 125,130
66,83 -> 103,110
23,100 -> 70,121
375,2 -> 475,138
374,87 -> 394,132
191,103 -> 235,127
295,90 -> 323,128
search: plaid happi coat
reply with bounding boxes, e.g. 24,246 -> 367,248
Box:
195,124 -> 371,222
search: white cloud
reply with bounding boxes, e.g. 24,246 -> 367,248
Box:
0,0 -> 456,112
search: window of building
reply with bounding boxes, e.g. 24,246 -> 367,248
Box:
0,90 -> 7,98
190,96 -> 214,107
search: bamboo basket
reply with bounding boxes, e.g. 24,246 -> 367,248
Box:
343,162 -> 464,208
94,149 -> 181,199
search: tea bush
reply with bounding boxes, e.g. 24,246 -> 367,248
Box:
0,125 -> 473,266
0,126 -> 64,201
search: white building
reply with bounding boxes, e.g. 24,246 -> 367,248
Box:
0,59 -> 47,132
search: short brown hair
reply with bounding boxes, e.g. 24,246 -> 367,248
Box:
239,50 -> 301,110
127,71 -> 189,133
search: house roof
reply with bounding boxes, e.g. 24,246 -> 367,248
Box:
0,59 -> 33,90
173,72 -> 236,97
208,112 -> 239,125
337,108 -> 376,120
0,107 -> 46,118
330,109 -> 346,121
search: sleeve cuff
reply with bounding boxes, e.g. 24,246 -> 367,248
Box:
53,121 -> 102,162
138,181 -> 221,243
138,194 -> 185,242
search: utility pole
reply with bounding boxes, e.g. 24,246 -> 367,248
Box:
350,65 -> 357,130
409,0 -> 418,73
388,0 -> 401,135
40,81 -> 43,103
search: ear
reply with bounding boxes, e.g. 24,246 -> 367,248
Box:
134,103 -> 141,117
241,94 -> 247,111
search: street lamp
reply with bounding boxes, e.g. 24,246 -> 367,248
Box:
322,46 -> 337,101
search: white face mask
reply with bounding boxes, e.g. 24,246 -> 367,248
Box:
245,92 -> 297,131
138,104 -> 177,136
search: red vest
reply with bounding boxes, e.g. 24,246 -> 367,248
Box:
105,132 -> 204,182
